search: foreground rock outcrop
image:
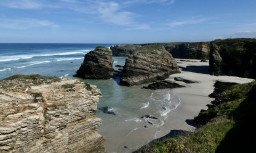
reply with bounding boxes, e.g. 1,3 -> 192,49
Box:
75,46 -> 114,79
110,44 -> 141,56
0,74 -> 105,153
120,45 -> 180,86
209,38 -> 256,78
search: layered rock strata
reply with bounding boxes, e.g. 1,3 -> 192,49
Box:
209,38 -> 256,78
75,46 -> 114,79
0,74 -> 105,153
120,45 -> 180,86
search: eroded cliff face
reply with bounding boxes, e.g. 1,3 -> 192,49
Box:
209,39 -> 256,78
120,45 -> 180,86
164,42 -> 210,60
0,74 -> 105,153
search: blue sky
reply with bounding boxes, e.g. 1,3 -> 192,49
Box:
0,0 -> 255,43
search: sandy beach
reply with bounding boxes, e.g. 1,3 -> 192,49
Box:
102,59 -> 253,153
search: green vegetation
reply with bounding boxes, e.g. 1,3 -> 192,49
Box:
95,46 -> 108,49
61,83 -> 75,89
31,92 -> 44,103
0,74 -> 60,89
84,82 -> 92,91
138,81 -> 256,153
137,44 -> 165,53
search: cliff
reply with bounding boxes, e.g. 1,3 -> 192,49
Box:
0,74 -> 105,153
110,44 -> 141,56
164,42 -> 210,60
110,43 -> 210,60
120,45 -> 179,86
75,46 -> 114,79
209,38 -> 256,78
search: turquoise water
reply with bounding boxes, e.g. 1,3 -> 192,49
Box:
0,44 -> 180,152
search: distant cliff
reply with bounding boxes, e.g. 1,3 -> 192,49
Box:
164,42 -> 210,60
110,44 -> 141,56
110,43 -> 210,60
0,74 -> 105,153
209,38 -> 256,78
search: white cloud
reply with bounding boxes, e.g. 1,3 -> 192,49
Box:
168,18 -> 206,27
0,0 -> 42,9
0,18 -> 59,30
124,0 -> 175,5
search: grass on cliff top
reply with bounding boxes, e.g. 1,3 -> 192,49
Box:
0,74 -> 61,89
138,81 -> 256,153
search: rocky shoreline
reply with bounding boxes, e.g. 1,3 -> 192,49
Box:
0,74 -> 104,153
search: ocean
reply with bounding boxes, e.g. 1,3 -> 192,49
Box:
0,43 -> 180,152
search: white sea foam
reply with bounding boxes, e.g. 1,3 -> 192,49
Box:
0,50 -> 90,62
140,101 -> 150,109
125,117 -> 142,123
55,57 -> 83,62
15,61 -> 51,69
60,73 -> 70,78
0,68 -> 11,72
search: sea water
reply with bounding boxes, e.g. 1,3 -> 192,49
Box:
0,43 -> 180,152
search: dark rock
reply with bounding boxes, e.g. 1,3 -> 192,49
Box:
120,45 -> 180,86
98,106 -> 116,115
164,42 -> 210,60
141,115 -> 158,120
147,121 -> 153,125
124,146 -> 128,149
144,125 -> 148,128
110,45 -> 141,56
143,80 -> 185,90
74,46 -> 114,79
209,81 -> 238,98
209,38 -> 256,78
174,77 -> 198,83
115,65 -> 124,68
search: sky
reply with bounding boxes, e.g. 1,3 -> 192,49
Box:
0,0 -> 256,43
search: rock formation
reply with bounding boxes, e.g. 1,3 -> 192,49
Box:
120,45 -> 180,86
0,74 -> 105,153
209,38 -> 256,78
164,42 -> 210,60
75,46 -> 114,79
110,45 -> 141,56
143,80 -> 185,90
110,43 -> 210,60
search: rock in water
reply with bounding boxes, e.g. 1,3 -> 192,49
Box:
209,38 -> 256,78
120,45 -> 180,86
99,106 -> 116,115
0,74 -> 105,153
143,80 -> 185,90
75,46 -> 114,79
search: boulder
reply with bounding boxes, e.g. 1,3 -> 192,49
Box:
120,45 -> 180,86
209,38 -> 256,78
75,46 -> 114,79
98,106 -> 116,115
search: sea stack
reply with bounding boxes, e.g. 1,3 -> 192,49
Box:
0,74 -> 105,153
75,46 -> 114,79
120,45 -> 180,86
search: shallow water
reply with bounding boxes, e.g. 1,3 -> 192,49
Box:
0,44 -> 181,153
